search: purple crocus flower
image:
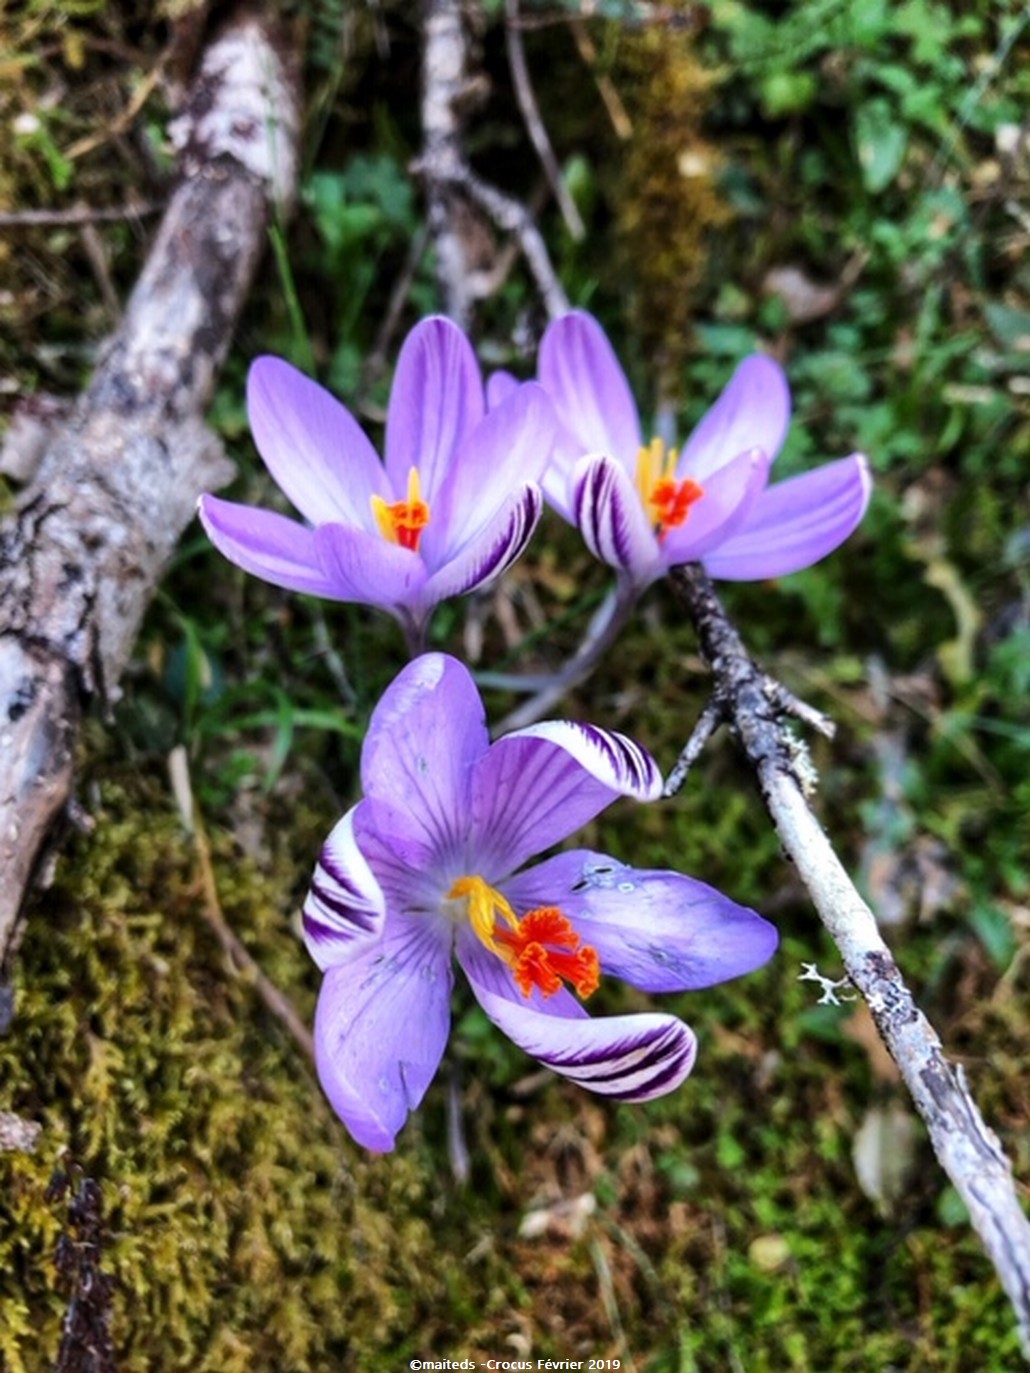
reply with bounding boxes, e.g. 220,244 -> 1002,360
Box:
520,310 -> 870,592
303,653 -> 777,1152
199,317 -> 557,648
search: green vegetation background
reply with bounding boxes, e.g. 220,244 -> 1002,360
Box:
1,1 -> 1027,1368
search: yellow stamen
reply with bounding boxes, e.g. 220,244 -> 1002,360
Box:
447,875 -> 599,1000
634,437 -> 704,540
371,466 -> 431,552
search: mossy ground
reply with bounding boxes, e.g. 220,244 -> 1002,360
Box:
2,2 -> 1028,1369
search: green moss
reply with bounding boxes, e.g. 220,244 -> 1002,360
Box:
1,749 -> 1021,1369
612,26 -> 731,391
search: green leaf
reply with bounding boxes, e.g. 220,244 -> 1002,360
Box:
968,902 -> 1017,972
854,99 -> 908,193
761,71 -> 817,118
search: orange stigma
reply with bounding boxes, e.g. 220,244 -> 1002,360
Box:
494,907 -> 600,999
635,437 -> 704,540
371,466 -> 430,552
447,876 -> 599,1000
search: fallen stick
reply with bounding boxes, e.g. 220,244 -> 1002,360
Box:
0,13 -> 300,973
668,561 -> 1030,1357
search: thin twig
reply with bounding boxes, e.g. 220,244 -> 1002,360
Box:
168,747 -> 315,1062
667,561 -> 1030,1357
569,18 -> 632,140
64,65 -> 164,160
451,163 -> 569,320
0,201 -> 164,229
505,0 -> 585,241
363,222 -> 430,392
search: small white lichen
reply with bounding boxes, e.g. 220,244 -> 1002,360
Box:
798,961 -> 858,1007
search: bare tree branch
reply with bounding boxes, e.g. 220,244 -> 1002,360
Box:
419,0 -> 568,323
668,561 -> 1030,1357
420,0 -> 481,327
505,0 -> 585,241
0,13 -> 301,972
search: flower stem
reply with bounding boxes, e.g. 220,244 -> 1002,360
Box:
489,581 -> 639,735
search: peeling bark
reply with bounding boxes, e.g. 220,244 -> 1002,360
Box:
0,14 -> 300,970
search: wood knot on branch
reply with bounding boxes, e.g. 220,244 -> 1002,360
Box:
663,561 -> 835,798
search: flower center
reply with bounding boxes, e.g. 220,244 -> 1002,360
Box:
447,875 -> 600,1000
635,437 -> 704,540
371,466 -> 430,552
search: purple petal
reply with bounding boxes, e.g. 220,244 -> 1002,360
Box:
247,356 -> 385,528
360,654 -> 488,869
384,317 -> 484,504
505,850 -> 779,993
659,447 -> 772,565
314,914 -> 454,1151
539,312 -> 642,468
313,523 -> 427,612
198,495 -> 345,598
303,803 -> 386,968
702,454 -> 871,581
539,422 -> 582,522
421,484 -> 543,606
353,798 -> 446,916
678,355 -> 791,483
572,455 -> 662,585
423,383 -> 555,563
457,929 -> 697,1102
469,721 -> 662,878
486,369 -> 519,407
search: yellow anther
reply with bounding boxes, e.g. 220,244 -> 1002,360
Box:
371,466 -> 431,551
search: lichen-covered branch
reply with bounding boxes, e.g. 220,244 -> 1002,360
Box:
668,561 -> 1030,1357
0,13 -> 300,971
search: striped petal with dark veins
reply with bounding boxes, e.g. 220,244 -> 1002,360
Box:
468,717 -> 662,878
458,930 -> 697,1101
571,454 -> 660,585
303,803 -> 386,969
421,483 -> 543,606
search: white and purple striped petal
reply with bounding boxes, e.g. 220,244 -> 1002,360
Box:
422,483 -> 543,608
702,453 -> 872,581
469,718 -> 662,878
314,914 -> 454,1152
303,803 -> 386,968
572,454 -> 661,585
458,930 -> 697,1101
505,850 -> 779,993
